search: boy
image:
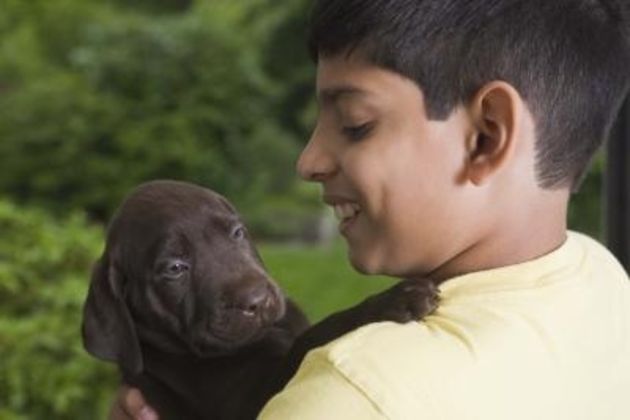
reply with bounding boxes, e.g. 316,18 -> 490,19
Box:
115,0 -> 630,418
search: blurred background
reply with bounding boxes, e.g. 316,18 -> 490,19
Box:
0,0 -> 605,418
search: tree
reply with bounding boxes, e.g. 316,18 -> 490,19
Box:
0,1 -> 304,222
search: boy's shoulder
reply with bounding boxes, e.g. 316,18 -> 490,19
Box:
312,231 -> 627,358
296,233 -> 630,417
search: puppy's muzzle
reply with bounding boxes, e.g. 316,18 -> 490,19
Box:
190,278 -> 286,355
231,282 -> 277,321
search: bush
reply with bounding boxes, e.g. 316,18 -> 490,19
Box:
242,182 -> 325,242
0,200 -> 116,419
0,2 -> 304,223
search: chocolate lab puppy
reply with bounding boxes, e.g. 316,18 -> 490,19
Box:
82,180 -> 438,420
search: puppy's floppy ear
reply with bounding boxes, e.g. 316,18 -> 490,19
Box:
81,255 -> 143,376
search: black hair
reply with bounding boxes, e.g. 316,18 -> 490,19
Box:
308,0 -> 630,190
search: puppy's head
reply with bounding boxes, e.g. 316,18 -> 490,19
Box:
82,180 -> 286,375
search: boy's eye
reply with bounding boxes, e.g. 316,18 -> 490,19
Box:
342,122 -> 374,141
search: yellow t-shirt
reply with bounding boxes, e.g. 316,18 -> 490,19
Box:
259,232 -> 630,420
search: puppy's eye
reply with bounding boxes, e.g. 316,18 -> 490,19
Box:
161,261 -> 190,278
232,225 -> 246,240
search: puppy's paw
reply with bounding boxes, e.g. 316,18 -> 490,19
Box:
361,279 -> 440,324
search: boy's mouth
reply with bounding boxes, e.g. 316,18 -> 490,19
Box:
333,203 -> 361,233
322,194 -> 362,234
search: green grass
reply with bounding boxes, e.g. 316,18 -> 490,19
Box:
258,241 -> 396,322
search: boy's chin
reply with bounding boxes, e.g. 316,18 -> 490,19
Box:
347,246 -> 428,279
347,247 -> 388,275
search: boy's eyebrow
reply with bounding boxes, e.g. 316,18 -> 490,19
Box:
317,85 -> 368,105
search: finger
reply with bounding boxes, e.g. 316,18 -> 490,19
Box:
109,386 -> 159,420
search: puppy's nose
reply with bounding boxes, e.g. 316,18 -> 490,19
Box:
234,284 -> 272,317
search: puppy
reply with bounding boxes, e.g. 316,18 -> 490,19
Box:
82,180 -> 439,419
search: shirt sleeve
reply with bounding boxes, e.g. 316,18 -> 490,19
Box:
258,353 -> 386,420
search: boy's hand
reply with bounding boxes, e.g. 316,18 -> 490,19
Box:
109,385 -> 159,420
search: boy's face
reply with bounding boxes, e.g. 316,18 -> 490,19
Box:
297,54 -> 482,278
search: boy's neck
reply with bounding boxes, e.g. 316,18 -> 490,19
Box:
427,190 -> 570,284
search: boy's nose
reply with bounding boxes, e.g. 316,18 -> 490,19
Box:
296,126 -> 337,182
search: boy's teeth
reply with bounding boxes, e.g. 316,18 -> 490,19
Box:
334,204 -> 360,221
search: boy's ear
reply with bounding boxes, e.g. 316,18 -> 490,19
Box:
465,81 -> 524,186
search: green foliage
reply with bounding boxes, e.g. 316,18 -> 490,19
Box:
261,241 -> 395,322
0,200 -> 116,419
256,0 -> 316,140
0,0 -> 308,226
110,0 -> 194,14
244,182 -> 323,242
